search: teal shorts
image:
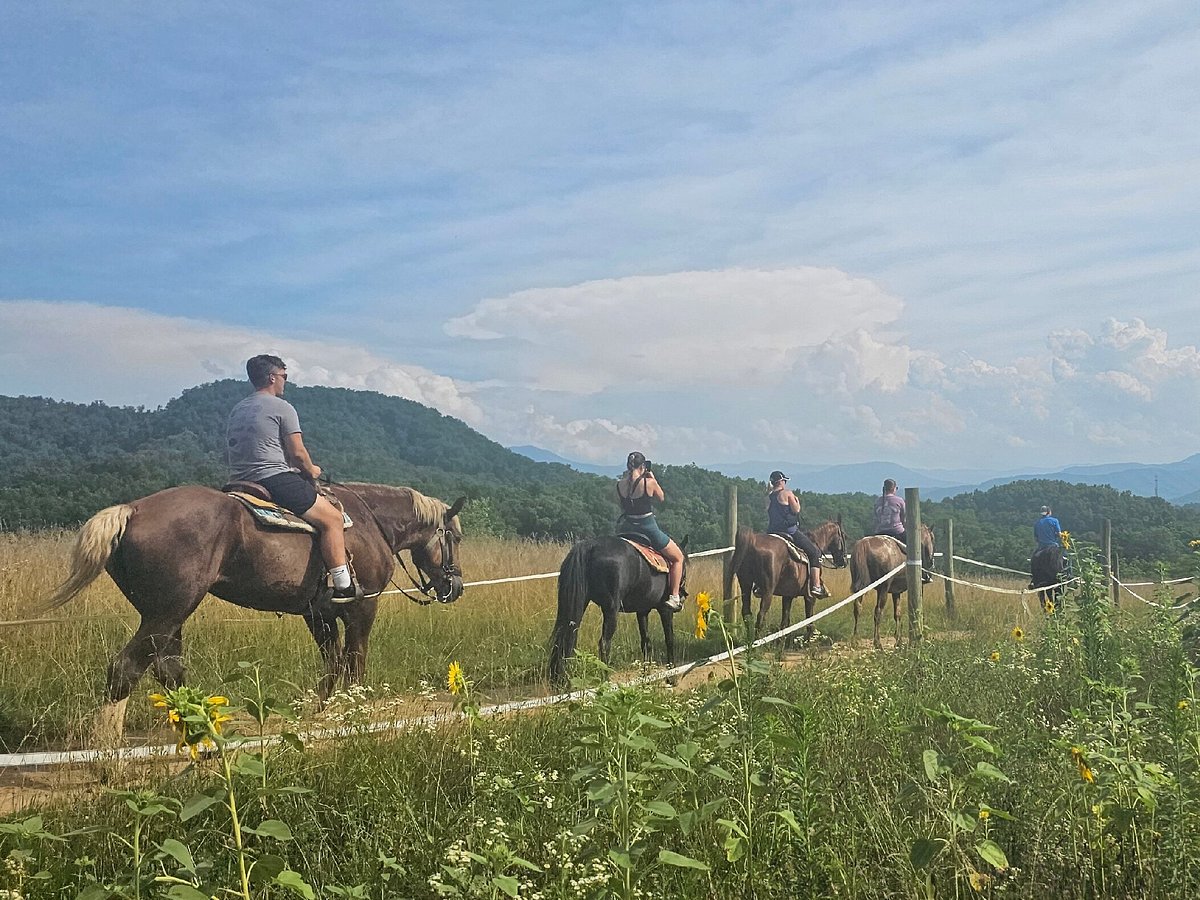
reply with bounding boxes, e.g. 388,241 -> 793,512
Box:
618,515 -> 671,552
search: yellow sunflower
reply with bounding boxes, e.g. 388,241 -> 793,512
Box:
447,660 -> 466,696
694,591 -> 713,639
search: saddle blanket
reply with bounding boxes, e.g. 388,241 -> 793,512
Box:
766,533 -> 808,565
620,537 -> 669,573
226,491 -> 353,534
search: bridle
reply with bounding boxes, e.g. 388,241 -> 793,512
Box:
329,480 -> 463,605
393,523 -> 463,605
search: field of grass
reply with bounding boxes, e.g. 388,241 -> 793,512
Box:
2,530 -> 1193,752
1,531 -> 744,751
4,532 -> 1200,898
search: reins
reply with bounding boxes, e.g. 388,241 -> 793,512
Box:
324,478 -> 460,605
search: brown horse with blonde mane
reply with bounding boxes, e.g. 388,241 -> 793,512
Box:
850,524 -> 934,649
41,482 -> 464,741
729,519 -> 848,639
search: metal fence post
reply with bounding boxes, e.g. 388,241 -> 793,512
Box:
945,519 -> 956,619
723,484 -> 738,622
905,487 -> 923,643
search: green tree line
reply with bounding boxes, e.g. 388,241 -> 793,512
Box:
2,383 -> 1198,576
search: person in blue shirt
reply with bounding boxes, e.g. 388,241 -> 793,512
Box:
1034,505 -> 1062,548
1029,504 -> 1066,590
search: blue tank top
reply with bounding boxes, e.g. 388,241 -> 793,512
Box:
767,490 -> 798,533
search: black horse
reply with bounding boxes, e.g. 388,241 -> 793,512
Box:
548,536 -> 688,687
1031,545 -> 1066,608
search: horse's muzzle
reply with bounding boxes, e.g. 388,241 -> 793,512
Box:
438,574 -> 464,604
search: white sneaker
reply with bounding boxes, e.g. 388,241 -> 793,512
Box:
664,594 -> 684,612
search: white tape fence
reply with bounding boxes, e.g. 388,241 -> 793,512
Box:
0,560 -> 905,770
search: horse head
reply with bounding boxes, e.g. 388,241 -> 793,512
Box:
410,496 -> 466,603
828,518 -> 849,568
810,519 -> 848,568
920,523 -> 935,574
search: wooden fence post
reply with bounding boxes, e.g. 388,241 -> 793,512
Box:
723,484 -> 738,622
905,487 -> 923,643
944,518 -> 957,620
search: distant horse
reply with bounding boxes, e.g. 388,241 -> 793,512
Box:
41,482 -> 465,741
1030,545 -> 1066,609
850,525 -> 935,649
547,536 -> 689,687
729,519 -> 849,640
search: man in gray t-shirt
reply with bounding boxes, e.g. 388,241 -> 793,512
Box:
227,392 -> 303,483
226,355 -> 362,602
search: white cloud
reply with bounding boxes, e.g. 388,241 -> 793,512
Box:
0,300 -> 483,423
6,298 -> 1200,472
445,267 -> 905,393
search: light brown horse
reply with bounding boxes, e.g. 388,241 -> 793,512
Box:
850,524 -> 935,649
729,519 -> 848,640
42,482 -> 464,741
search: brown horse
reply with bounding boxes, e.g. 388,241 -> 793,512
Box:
42,482 -> 464,741
1030,545 -> 1066,609
729,519 -> 848,640
850,525 -> 935,649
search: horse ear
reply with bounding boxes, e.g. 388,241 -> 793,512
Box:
446,496 -> 466,519
837,513 -> 843,526
680,535 -> 690,552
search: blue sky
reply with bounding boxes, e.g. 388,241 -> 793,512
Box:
2,1 -> 1199,472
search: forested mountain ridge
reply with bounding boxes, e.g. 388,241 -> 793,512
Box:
2,383 -> 1198,577
0,383 -> 765,547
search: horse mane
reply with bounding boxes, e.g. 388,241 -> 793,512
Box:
407,487 -> 449,528
342,483 -> 450,530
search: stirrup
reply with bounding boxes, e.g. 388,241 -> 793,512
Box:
331,579 -> 363,604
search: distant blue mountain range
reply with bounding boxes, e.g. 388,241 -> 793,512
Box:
508,446 -> 1200,504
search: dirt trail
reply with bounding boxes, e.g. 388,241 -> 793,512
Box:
1,632 -> 952,816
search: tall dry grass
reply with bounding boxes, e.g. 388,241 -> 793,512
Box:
8,527 -> 1171,753
1,532 -> 731,750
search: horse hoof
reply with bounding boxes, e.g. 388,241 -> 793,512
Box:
91,698 -> 129,749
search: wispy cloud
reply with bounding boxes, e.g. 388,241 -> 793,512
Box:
1,3 -> 1197,470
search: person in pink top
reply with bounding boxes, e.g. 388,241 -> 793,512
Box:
872,478 -> 930,582
872,479 -> 906,541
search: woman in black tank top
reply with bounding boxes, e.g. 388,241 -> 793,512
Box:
616,452 -> 685,612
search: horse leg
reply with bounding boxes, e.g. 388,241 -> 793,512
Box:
852,597 -> 862,647
892,591 -> 903,649
149,626 -> 186,690
873,589 -> 886,650
304,614 -> 344,704
659,607 -> 676,669
637,611 -> 652,664
755,575 -> 776,637
780,596 -> 793,646
342,600 -> 379,687
803,593 -> 817,644
598,606 -> 619,669
738,572 -> 754,622
95,616 -> 179,746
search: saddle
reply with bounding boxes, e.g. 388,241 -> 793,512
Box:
619,535 -> 670,573
221,482 -> 353,535
766,533 -> 808,565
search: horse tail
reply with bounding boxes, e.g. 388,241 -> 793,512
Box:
849,538 -> 871,595
548,540 -> 592,686
40,504 -> 133,613
730,525 -> 754,579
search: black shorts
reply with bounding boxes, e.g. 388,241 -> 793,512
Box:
258,471 -> 318,516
